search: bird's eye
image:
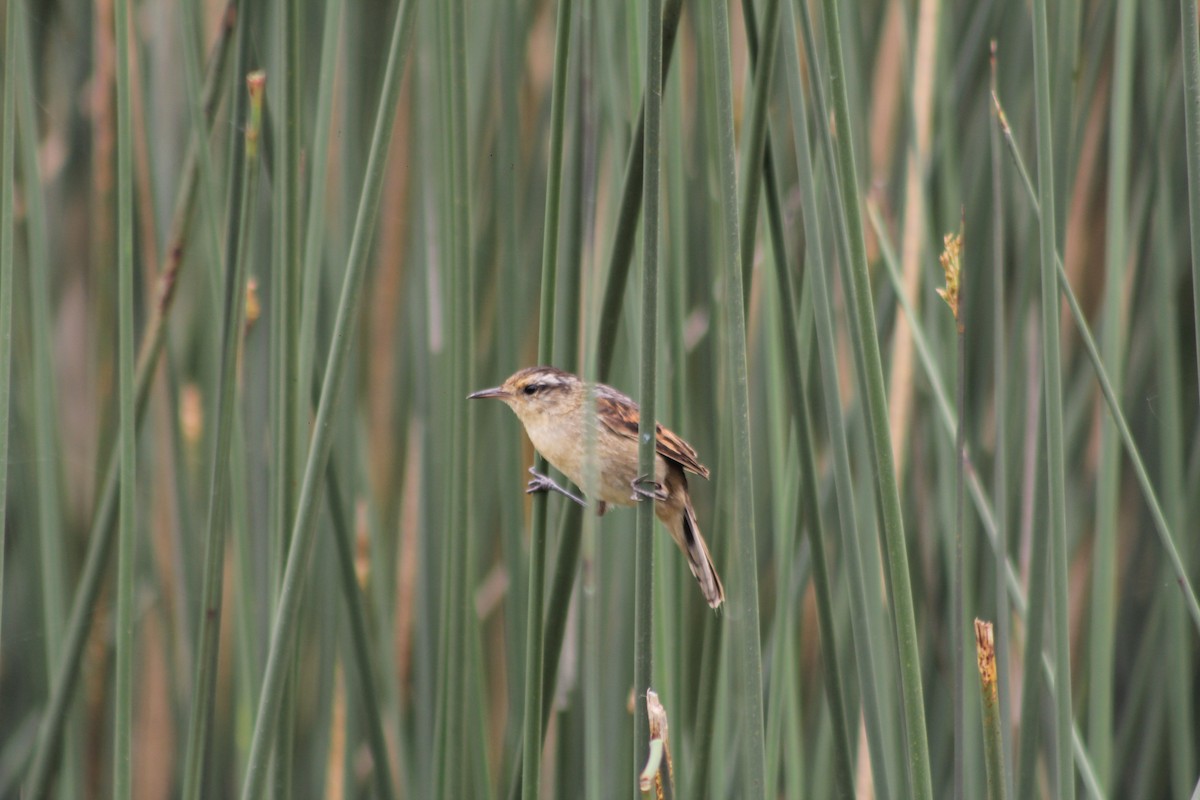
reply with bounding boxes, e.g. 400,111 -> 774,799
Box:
523,384 -> 539,396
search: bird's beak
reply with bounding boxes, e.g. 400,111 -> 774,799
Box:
467,386 -> 507,400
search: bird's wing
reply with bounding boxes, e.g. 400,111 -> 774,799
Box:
594,386 -> 711,479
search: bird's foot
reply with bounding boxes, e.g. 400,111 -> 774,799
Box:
526,467 -> 587,507
630,475 -> 668,503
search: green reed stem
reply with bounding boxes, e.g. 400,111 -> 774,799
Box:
818,0 -> 931,795
594,0 -> 683,379
518,0 -> 573,797
298,0 -> 344,421
274,0 -> 303,561
325,454 -> 397,800
952,236 -> 968,800
112,0 -> 137,790
773,0 -> 857,793
987,42 -> 1016,800
238,2 -> 415,794
271,1 -> 304,785
787,32 -> 893,800
1030,3 -> 1075,792
867,205 -> 1104,800
0,0 -> 17,641
992,95 -> 1200,635
21,14 -> 237,794
1088,0 -> 1134,788
633,0 -> 663,780
1179,0 -> 1200,406
1154,139 -> 1196,798
448,0 -> 478,791
736,0 -> 780,308
177,0 -> 226,303
15,3 -> 83,791
431,0 -> 457,792
708,0 -> 765,794
180,70 -> 262,800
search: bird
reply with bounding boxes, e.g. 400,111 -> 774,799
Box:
469,366 -> 725,609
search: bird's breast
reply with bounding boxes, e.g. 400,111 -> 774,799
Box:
522,411 -> 667,509
522,413 -> 587,487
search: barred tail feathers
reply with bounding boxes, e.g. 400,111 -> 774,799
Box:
680,500 -> 725,609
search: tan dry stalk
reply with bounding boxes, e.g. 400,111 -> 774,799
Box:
886,0 -> 941,482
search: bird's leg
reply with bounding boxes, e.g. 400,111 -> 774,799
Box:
630,474 -> 669,503
526,466 -> 587,507
596,500 -> 608,517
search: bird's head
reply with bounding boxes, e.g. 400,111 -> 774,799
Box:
468,366 -> 582,428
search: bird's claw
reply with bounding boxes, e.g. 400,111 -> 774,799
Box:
526,467 -> 587,507
630,475 -> 668,503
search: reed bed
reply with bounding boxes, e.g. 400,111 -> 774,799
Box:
2,0 -> 1199,797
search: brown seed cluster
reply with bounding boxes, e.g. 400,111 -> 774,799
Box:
937,225 -> 964,323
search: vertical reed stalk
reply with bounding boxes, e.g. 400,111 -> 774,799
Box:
818,0 -> 932,794
633,0 -> 662,777
735,0 -> 780,305
21,17 -> 238,793
324,455 -> 398,800
238,1 -> 415,794
112,0 -> 137,791
276,0 -> 302,545
1154,145 -> 1196,799
987,42 -> 1015,800
872,198 -> 1111,797
783,7 -> 892,794
993,93 -> 1200,634
446,0 -> 477,791
940,225 -> 967,800
497,0 -> 527,744
431,0 -> 458,791
1182,0 -> 1200,406
708,0 -> 766,794
1088,0 -> 1134,788
774,2 -> 856,792
180,70 -> 262,800
298,0 -> 344,405
594,0 -> 683,379
12,2 -> 1200,797
272,1 -> 304,784
16,2 -> 84,792
176,0 -> 227,303
519,0 -> 573,796
1029,1 -> 1073,795
527,0 -> 593,757
0,0 -> 17,638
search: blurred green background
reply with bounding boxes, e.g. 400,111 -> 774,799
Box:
1,0 -> 1199,797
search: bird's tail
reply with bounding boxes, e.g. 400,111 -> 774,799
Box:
679,499 -> 725,610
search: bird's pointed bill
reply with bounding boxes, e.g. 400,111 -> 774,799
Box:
468,386 -> 508,400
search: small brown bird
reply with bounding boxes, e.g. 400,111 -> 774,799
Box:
469,366 -> 725,609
